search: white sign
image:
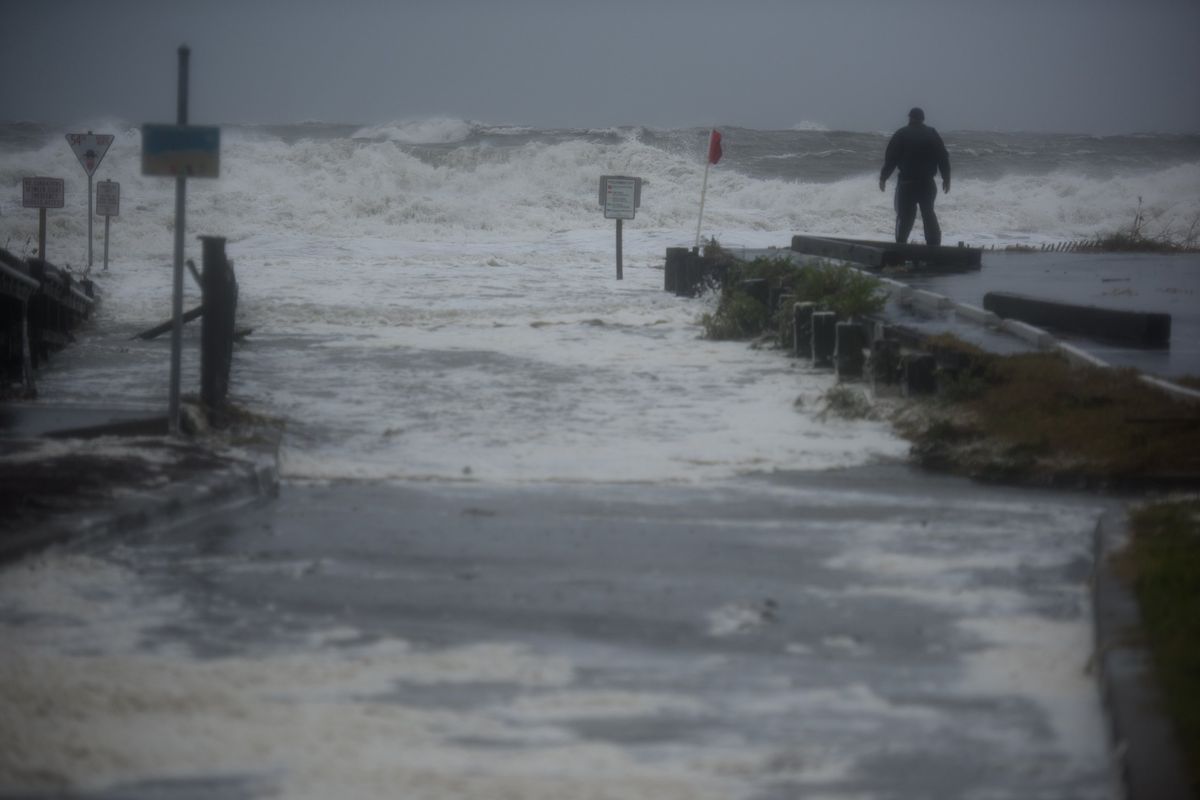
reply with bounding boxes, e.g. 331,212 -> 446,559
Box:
96,180 -> 120,216
600,175 -> 642,220
22,177 -> 65,209
66,132 -> 115,176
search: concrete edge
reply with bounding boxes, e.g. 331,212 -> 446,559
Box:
0,439 -> 280,565
1139,374 -> 1200,404
952,302 -> 1001,327
999,317 -> 1056,348
1055,340 -> 1112,369
1092,508 -> 1194,800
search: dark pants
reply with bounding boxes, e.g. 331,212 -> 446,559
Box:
894,179 -> 940,246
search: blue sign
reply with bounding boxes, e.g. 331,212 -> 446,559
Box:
141,124 -> 221,178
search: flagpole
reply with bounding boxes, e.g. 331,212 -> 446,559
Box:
694,159 -> 711,251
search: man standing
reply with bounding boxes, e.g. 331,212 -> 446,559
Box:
879,107 -> 951,246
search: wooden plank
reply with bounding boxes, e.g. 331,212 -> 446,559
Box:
133,305 -> 205,341
790,235 -> 981,271
831,237 -> 982,269
983,291 -> 1171,349
790,235 -> 886,267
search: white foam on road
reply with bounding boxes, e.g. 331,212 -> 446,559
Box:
0,552 -> 756,799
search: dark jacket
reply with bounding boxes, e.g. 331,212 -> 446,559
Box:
881,122 -> 950,183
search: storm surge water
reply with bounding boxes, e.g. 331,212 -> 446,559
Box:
2,119 -> 1198,482
1,120 -> 1140,798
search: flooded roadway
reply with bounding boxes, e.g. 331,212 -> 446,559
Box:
2,466 -> 1117,799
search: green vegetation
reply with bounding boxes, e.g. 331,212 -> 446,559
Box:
1122,498 -> 1200,791
700,255 -> 887,341
894,337 -> 1200,485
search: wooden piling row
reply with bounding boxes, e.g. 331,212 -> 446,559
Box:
660,247 -> 949,398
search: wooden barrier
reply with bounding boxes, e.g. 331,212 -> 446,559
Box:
0,248 -> 94,396
983,291 -> 1171,349
790,235 -> 982,272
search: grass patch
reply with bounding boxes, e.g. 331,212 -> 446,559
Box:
1123,498 -> 1200,790
1097,198 -> 1200,253
701,256 -> 886,341
894,337 -> 1200,485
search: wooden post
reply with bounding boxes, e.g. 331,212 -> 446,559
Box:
835,321 -> 867,380
870,338 -> 900,394
793,302 -> 816,358
665,247 -> 688,293
200,236 -> 236,410
37,208 -> 46,261
811,311 -> 837,367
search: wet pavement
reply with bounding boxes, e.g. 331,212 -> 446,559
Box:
904,252 -> 1200,378
2,466 -> 1120,799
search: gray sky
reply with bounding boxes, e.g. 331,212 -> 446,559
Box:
4,0 -> 1199,134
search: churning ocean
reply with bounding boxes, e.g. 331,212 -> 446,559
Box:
7,118 -> 1187,798
2,118 -> 1198,482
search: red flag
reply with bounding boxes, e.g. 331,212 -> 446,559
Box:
707,129 -> 722,165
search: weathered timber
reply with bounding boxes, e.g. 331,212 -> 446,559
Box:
811,311 -> 837,368
200,237 -> 238,409
790,235 -> 982,272
1,251 -> 95,380
666,249 -> 731,298
835,322 -> 867,380
982,291 -> 1171,349
869,337 -> 901,393
793,302 -> 816,358
665,247 -> 688,293
134,305 -> 205,341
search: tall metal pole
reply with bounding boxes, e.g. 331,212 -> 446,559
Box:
615,218 -> 623,280
693,160 -> 711,251
38,208 -> 47,262
168,45 -> 190,434
103,215 -> 111,271
87,173 -> 94,267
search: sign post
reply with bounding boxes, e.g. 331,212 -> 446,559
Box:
96,180 -> 120,271
66,131 -> 114,267
141,45 -> 221,435
600,175 -> 642,280
22,177 -> 65,262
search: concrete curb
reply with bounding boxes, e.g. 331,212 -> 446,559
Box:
1092,509 -> 1194,800
0,436 -> 280,564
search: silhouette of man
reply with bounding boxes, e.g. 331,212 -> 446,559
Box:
879,107 -> 951,246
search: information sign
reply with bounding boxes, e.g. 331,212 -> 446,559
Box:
599,175 -> 642,220
141,124 -> 221,178
66,132 -> 115,176
96,180 -> 120,216
22,177 -> 65,209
